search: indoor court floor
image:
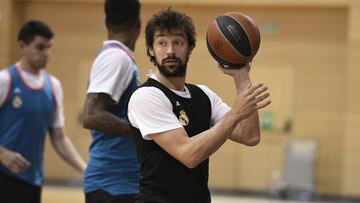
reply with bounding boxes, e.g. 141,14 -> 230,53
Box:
42,185 -> 340,203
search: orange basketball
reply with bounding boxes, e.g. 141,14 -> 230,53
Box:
206,12 -> 261,68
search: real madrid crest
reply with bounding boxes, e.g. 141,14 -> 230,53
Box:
12,95 -> 23,108
178,110 -> 189,126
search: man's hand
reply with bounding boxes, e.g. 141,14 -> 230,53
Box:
0,146 -> 30,173
232,83 -> 270,120
218,62 -> 251,77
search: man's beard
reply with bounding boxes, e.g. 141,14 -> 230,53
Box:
156,56 -> 188,77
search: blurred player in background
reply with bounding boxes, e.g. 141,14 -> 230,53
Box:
0,20 -> 86,203
81,0 -> 141,202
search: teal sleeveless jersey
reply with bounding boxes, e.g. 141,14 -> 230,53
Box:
0,66 -> 55,186
83,42 -> 140,196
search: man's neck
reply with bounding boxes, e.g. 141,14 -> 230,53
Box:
108,32 -> 135,51
18,59 -> 41,75
155,71 -> 186,92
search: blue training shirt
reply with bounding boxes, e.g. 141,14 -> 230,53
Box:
83,42 -> 140,196
0,65 -> 55,186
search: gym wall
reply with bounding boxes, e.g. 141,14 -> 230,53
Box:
1,0 -> 359,198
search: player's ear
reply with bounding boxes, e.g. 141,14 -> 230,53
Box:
148,48 -> 155,57
18,41 -> 26,49
188,47 -> 193,56
137,18 -> 141,29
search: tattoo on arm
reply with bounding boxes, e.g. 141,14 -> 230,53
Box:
82,93 -> 132,135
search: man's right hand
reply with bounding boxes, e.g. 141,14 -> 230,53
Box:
232,83 -> 270,120
217,62 -> 251,77
0,146 -> 30,173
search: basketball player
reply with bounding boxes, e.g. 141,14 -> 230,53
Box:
81,0 -> 141,202
0,20 -> 86,203
128,8 -> 271,202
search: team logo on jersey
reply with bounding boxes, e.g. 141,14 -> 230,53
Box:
12,95 -> 22,108
13,87 -> 21,94
178,110 -> 189,126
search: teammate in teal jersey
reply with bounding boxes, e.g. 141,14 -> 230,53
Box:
0,20 -> 86,203
81,0 -> 141,202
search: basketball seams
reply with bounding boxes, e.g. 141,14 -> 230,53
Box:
206,12 -> 260,67
253,24 -> 261,56
228,13 -> 261,58
217,15 -> 251,59
210,20 -> 242,64
224,13 -> 253,58
206,35 -> 240,67
217,16 -> 246,61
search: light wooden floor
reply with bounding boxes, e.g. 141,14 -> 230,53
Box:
42,186 -> 322,203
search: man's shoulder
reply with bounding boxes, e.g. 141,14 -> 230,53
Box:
192,84 -> 213,94
93,48 -> 132,72
130,86 -> 169,107
0,68 -> 9,74
192,84 -> 220,101
96,47 -> 130,62
46,73 -> 62,89
0,69 -> 11,83
133,86 -> 164,98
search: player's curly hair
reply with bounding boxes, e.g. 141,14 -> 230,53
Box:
145,8 -> 197,65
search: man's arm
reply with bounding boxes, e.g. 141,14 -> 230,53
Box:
221,63 -> 270,146
82,93 -> 132,135
0,70 -> 11,108
149,83 -> 269,169
0,145 -> 30,173
0,71 -> 30,173
49,127 -> 86,173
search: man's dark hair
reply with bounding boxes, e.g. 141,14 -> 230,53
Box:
105,0 -> 141,32
145,8 -> 196,65
17,20 -> 54,44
